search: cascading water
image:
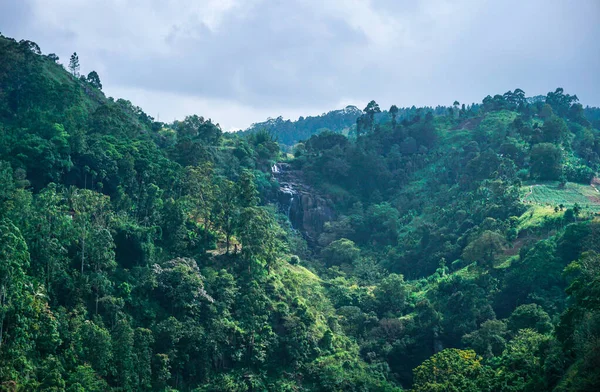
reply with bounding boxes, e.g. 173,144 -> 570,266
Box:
272,163 -> 297,222
271,161 -> 335,244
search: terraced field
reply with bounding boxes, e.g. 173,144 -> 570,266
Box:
521,181 -> 600,212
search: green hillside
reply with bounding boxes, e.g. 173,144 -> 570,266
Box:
1,32 -> 600,392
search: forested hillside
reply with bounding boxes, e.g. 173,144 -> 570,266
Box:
238,105 -> 451,149
1,33 -> 600,392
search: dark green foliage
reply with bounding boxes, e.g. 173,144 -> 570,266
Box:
508,304 -> 553,334
86,71 -> 102,90
530,142 -> 563,180
239,106 -> 363,147
1,32 -> 600,391
0,34 -> 400,391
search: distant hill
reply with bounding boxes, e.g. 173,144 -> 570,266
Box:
237,105 -> 363,147
239,104 -> 455,148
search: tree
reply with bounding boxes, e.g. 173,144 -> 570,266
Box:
373,273 -> 407,316
356,115 -> 367,137
363,100 -> 381,133
86,71 -> 102,90
462,230 -> 506,267
112,318 -> 135,391
182,163 -> 216,229
462,319 -> 507,358
153,258 -> 213,317
546,87 -> 578,117
133,328 -> 154,390
496,329 -> 553,391
69,52 -> 80,77
573,203 -> 582,219
541,116 -> 568,143
176,115 -> 222,145
237,169 -> 259,208
0,219 -> 30,351
453,101 -> 460,118
530,143 -> 562,180
508,304 -> 553,334
77,320 -> 112,377
513,88 -> 526,106
237,206 -> 281,271
320,238 -> 360,267
389,105 -> 399,128
214,178 -> 238,253
67,365 -> 109,392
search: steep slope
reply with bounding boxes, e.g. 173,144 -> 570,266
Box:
277,89 -> 600,389
0,34 -> 400,391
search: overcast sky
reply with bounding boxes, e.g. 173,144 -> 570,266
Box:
1,0 -> 599,130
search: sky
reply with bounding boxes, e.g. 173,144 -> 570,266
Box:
1,0 -> 599,131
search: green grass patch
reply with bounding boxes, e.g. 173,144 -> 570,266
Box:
483,110 -> 518,125
517,205 -> 562,232
521,181 -> 600,212
438,128 -> 471,147
495,255 -> 518,269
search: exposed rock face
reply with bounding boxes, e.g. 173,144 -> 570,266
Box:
272,163 -> 335,244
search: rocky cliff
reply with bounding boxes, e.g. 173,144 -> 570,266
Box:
272,163 -> 335,244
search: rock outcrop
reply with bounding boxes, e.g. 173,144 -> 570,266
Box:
272,163 -> 335,244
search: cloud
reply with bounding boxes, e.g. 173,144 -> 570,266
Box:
1,0 -> 599,129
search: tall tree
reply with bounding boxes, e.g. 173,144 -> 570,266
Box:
87,71 -> 102,90
389,105 -> 399,129
69,52 -> 80,77
363,100 -> 381,133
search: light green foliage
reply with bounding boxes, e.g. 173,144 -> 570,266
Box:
521,182 -> 600,212
373,273 -> 407,316
77,320 -> 112,376
321,238 -> 361,267
412,349 -> 494,392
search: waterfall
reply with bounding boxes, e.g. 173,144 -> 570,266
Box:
271,161 -> 334,243
288,195 -> 294,219
272,163 -> 297,224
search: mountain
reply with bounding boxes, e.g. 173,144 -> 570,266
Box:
2,32 -> 600,392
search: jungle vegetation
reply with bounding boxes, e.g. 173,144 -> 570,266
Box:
1,34 -> 600,391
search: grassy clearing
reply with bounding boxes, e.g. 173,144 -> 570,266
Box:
439,128 -> 471,147
496,255 -> 518,269
521,181 -> 600,212
482,110 -> 518,126
517,205 -> 562,232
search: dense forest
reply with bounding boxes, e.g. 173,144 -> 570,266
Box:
1,33 -> 600,392
237,105 -> 452,149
